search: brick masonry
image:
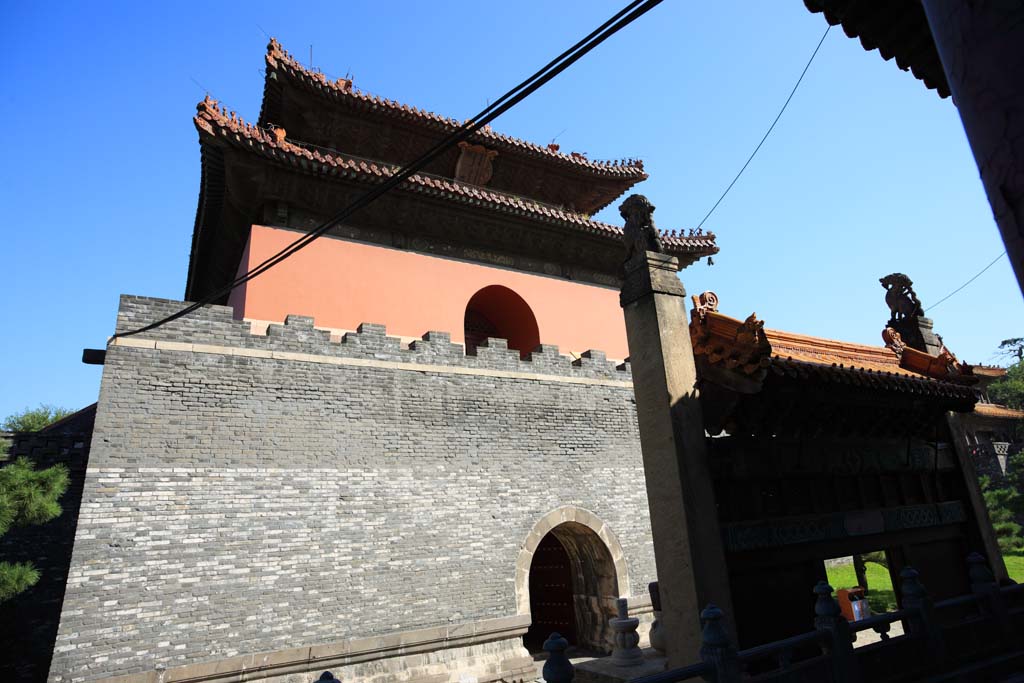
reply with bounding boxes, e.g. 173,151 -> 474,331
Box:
48,296 -> 657,682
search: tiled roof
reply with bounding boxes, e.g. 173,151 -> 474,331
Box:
194,96 -> 718,259
970,365 -> 1008,379
767,328 -> 919,377
262,39 -> 649,180
766,328 -> 975,399
689,300 -> 977,402
975,403 -> 1024,420
804,0 -> 950,98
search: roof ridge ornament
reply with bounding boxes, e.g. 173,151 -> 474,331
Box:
880,273 -> 924,322
692,291 -> 719,321
882,327 -> 907,357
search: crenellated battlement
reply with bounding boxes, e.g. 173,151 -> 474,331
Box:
112,295 -> 631,381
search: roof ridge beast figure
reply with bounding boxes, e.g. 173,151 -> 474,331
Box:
880,272 -> 925,321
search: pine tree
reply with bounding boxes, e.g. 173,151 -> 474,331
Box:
0,458 -> 69,602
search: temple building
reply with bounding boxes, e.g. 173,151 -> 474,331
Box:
0,39 -> 1010,683
960,366 -> 1024,480
687,281 -> 1012,648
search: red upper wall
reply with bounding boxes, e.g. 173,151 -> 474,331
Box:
227,225 -> 630,359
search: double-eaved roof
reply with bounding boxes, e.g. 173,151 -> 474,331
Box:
185,41 -> 718,302
258,39 -> 648,214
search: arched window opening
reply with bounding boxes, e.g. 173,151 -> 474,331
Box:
463,285 -> 540,359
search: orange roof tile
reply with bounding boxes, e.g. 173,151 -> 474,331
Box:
765,328 -> 918,377
975,403 -> 1024,420
688,297 -> 977,402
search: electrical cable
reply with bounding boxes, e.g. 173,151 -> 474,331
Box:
115,0 -> 663,339
694,23 -> 831,231
925,250 -> 1006,312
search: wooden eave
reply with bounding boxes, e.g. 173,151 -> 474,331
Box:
973,403 -> 1024,421
804,0 -> 950,98
257,39 -> 648,214
185,98 -> 717,302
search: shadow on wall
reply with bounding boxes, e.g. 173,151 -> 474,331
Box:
464,285 -> 540,359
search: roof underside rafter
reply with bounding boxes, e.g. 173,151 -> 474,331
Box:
804,0 -> 950,98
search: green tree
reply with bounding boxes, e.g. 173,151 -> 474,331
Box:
979,451 -> 1024,554
998,338 -> 1024,363
0,458 -> 69,601
0,405 -> 73,602
989,360 -> 1024,410
1,404 -> 74,433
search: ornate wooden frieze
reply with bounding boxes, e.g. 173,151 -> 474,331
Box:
722,501 -> 966,552
707,437 -> 953,479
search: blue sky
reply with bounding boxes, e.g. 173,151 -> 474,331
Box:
2,2 -> 1020,419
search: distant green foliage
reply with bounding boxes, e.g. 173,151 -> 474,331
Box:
826,560 -> 897,615
0,457 -> 69,603
1,404 -> 74,433
989,360 -> 1024,411
998,338 -> 1024,363
980,451 -> 1024,554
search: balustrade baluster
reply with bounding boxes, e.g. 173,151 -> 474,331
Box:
968,552 -> 1011,640
813,581 -> 860,683
542,632 -> 574,683
699,604 -> 740,683
900,567 -> 944,666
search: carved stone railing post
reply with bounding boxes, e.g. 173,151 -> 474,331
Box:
968,552 -> 1011,639
618,194 -> 734,667
813,581 -> 859,683
900,567 -> 944,664
648,581 -> 667,656
610,597 -> 644,666
543,632 -> 574,683
699,604 -> 740,683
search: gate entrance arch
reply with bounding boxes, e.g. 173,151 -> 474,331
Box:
516,507 -> 629,652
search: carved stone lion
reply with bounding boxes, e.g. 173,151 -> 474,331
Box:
880,273 -> 924,321
619,194 -> 664,261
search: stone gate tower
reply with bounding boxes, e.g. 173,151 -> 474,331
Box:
46,40 -> 718,683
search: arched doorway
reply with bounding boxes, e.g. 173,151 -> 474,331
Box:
517,509 -> 628,653
463,285 -> 540,359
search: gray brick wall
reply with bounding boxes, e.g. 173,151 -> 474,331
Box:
49,296 -> 656,681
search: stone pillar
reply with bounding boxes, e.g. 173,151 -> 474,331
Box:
619,234 -> 734,667
945,413 -> 1009,582
920,1 -> 1024,297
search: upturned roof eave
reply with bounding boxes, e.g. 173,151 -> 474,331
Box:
690,307 -> 977,402
192,98 -> 717,263
258,39 -> 650,184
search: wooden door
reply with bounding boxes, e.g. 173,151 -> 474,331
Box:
524,533 -> 577,652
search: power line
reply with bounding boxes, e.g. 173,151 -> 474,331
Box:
695,24 -> 832,231
115,0 -> 664,339
925,250 -> 1007,312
